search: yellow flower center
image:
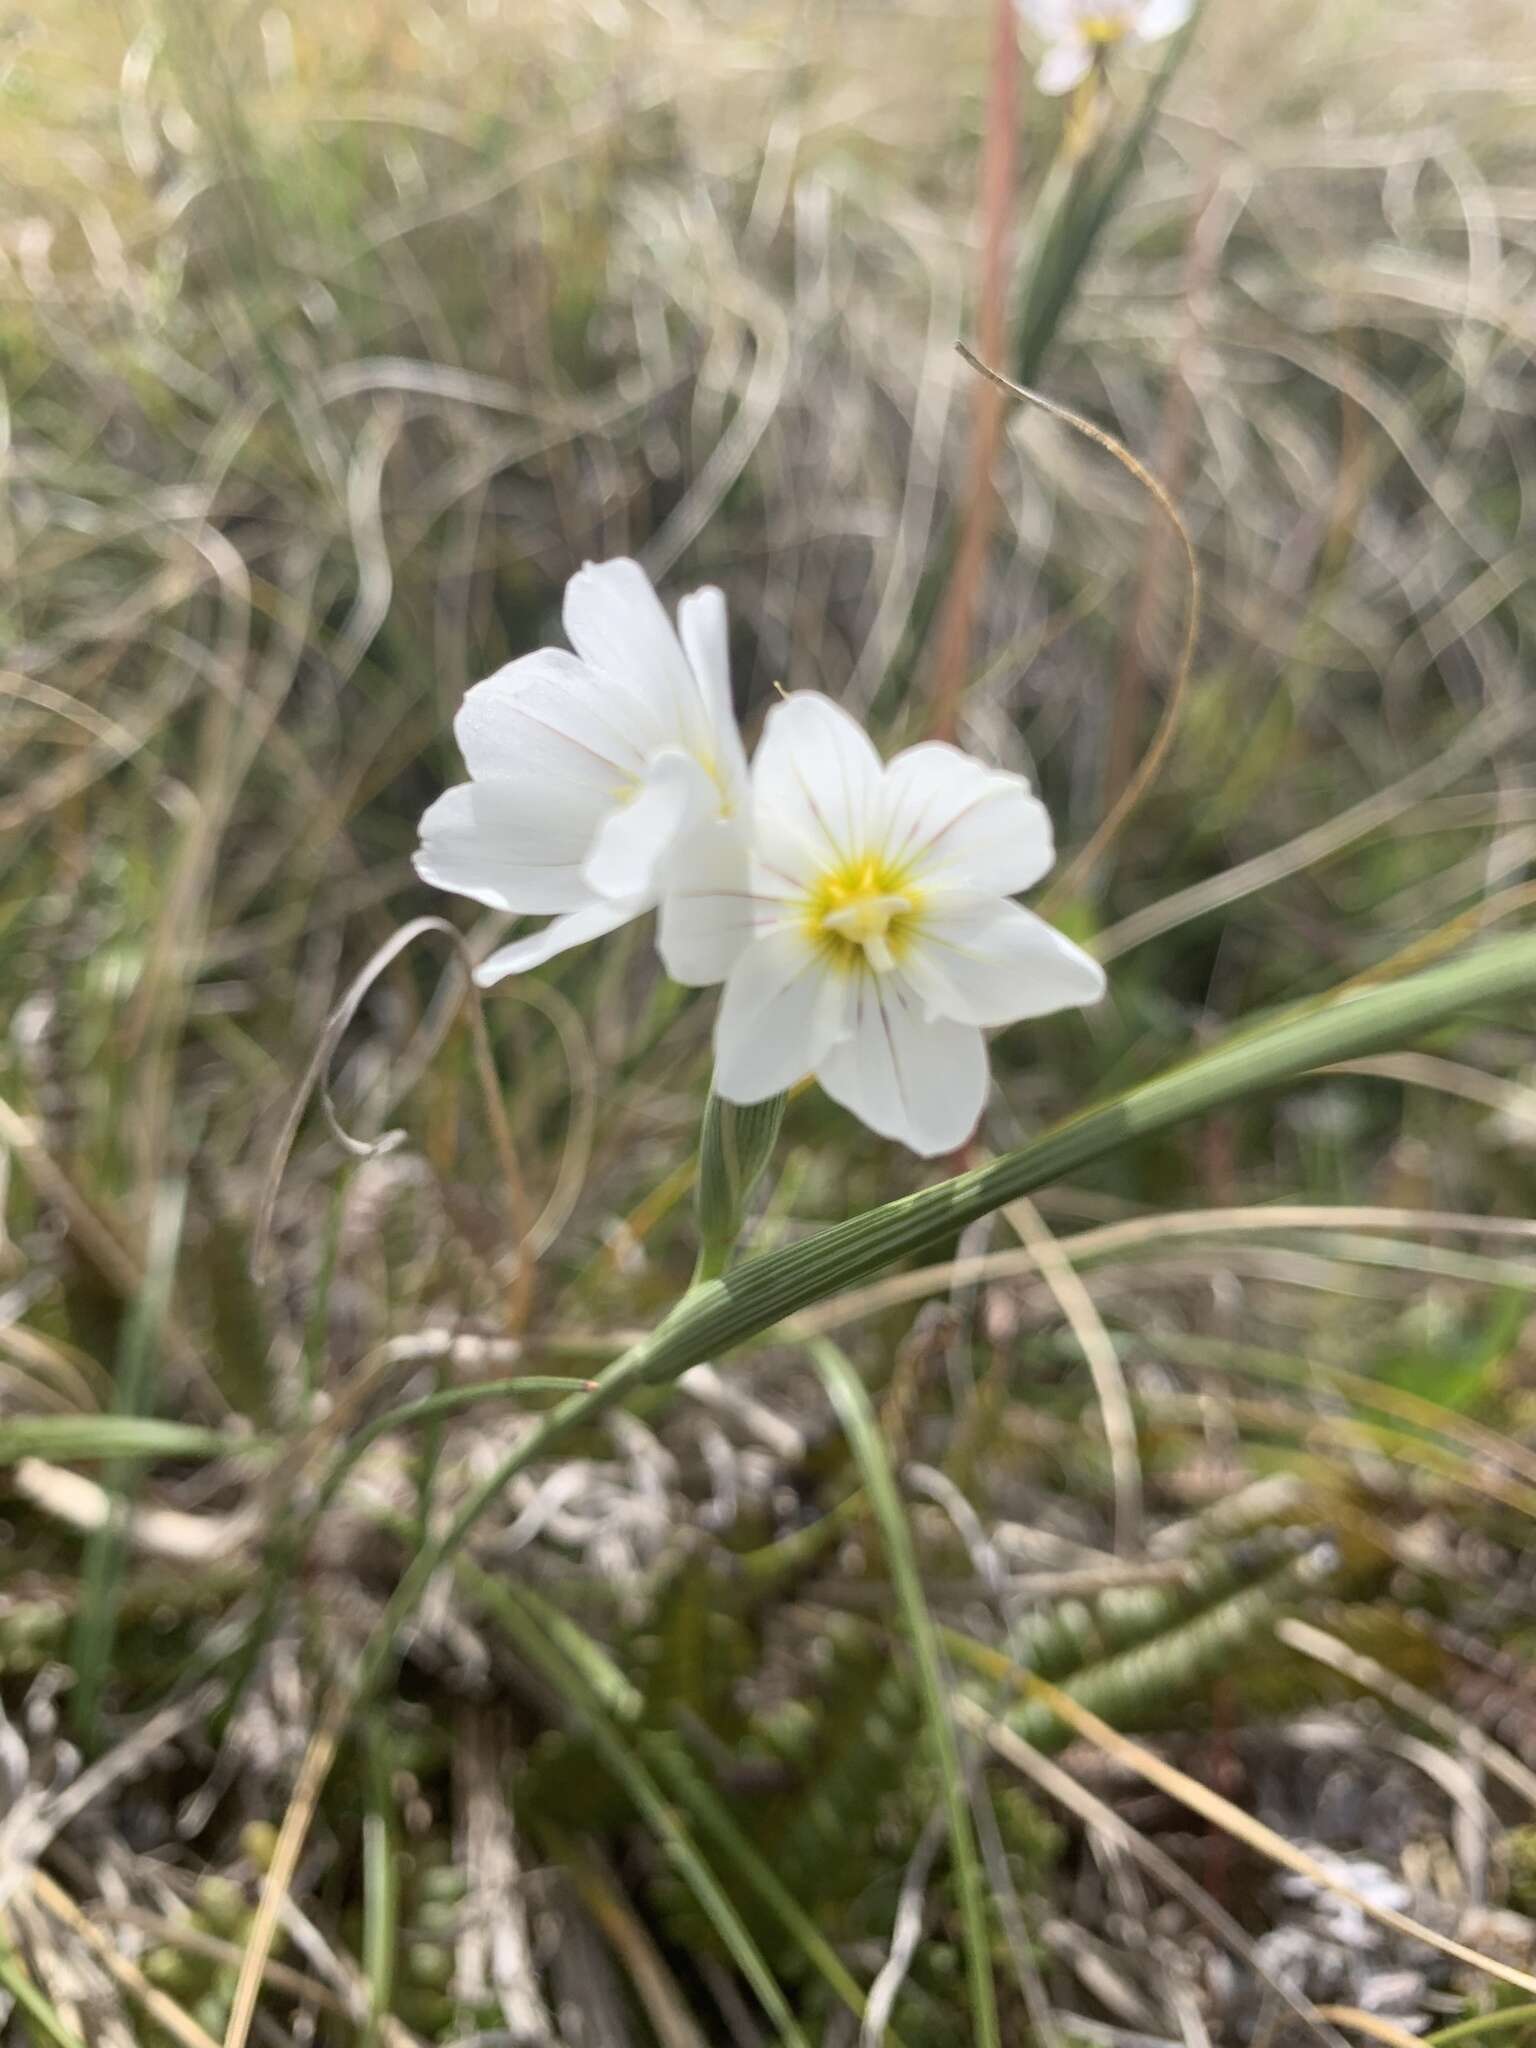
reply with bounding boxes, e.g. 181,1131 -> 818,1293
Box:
805,856 -> 921,975
1081,13 -> 1130,44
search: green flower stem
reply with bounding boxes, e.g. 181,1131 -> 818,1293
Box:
355,933 -> 1536,1707
694,1089 -> 788,1283
812,1338 -> 999,2048
692,1243 -> 729,1284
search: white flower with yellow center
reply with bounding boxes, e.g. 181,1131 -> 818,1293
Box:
1015,0 -> 1193,94
660,693 -> 1106,1158
415,559 -> 748,985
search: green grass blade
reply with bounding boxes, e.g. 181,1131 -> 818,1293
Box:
494,1576 -> 644,1721
359,933 -> 1536,1699
213,1375 -> 595,1727
361,1712 -> 399,2045
0,1416 -> 249,1465
460,1564 -> 811,2048
1428,2006 -> 1536,2045
810,1339 -> 999,2048
0,1939 -> 90,2048
1015,7 -> 1202,385
468,1572 -> 885,2035
645,1734 -> 905,2044
940,1538 -> 1335,1754
69,1179 -> 187,1749
311,1376 -> 594,1526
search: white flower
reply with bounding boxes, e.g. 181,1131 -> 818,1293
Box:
661,693 -> 1106,1158
415,558 -> 748,985
1015,0 -> 1193,95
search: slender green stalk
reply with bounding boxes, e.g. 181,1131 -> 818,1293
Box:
694,1090 -> 787,1282
0,1940 -> 90,2048
361,1712 -> 398,2046
0,1417 -> 252,1466
461,1569 -> 890,2036
462,1566 -> 811,2047
71,1179 -> 187,1750
311,1376 -> 594,1522
1428,2007 -> 1536,2045
646,1736 -> 904,2043
483,1573 -> 642,1720
1014,6 -> 1202,386
355,935 -> 1536,1704
811,1339 -> 999,2048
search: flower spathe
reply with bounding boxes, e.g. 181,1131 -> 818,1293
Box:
414,558 -> 748,985
1014,0 -> 1193,95
662,693 -> 1106,1158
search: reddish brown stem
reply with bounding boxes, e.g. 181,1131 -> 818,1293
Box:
928,0 -> 1020,742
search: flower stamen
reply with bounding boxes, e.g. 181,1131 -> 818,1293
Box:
821,891 -> 912,972
806,856 -> 920,975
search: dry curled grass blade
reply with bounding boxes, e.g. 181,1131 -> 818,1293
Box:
1003,1195 -> 1141,1556
221,1685 -> 355,2048
498,974 -> 599,1263
0,1932 -> 89,2048
954,343 -> 1201,909
559,1837 -> 711,2048
26,1872 -> 220,2048
1276,1617 -> 1536,1814
1093,696 -> 1534,964
250,917 -> 532,1320
793,1198 -> 1536,1342
86,1907 -> 352,2021
963,1703 -> 1346,2048
0,1686 -> 220,1908
0,1097 -> 215,1407
1314,2011 -> 1428,2048
968,1664 -> 1536,1999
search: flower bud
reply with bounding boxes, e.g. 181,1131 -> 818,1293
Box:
695,1091 -> 786,1267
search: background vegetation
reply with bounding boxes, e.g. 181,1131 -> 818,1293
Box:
5,0 -> 1536,2042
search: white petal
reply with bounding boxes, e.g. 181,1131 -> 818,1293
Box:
473,897 -> 639,986
900,897 -> 1106,1027
712,930 -> 850,1102
1036,37 -> 1093,92
677,586 -> 749,793
562,558 -> 703,743
456,649 -> 652,793
1013,0 -> 1079,30
582,749 -> 714,904
1133,0 -> 1192,40
656,818 -> 767,987
816,978 -> 989,1157
415,779 -> 607,914
880,743 -> 1055,897
749,692 -> 885,887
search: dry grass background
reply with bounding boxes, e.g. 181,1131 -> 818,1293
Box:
6,0 -> 1536,2042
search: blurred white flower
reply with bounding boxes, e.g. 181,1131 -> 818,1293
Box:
415,559 -> 748,985
661,693 -> 1105,1157
1015,0 -> 1193,95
